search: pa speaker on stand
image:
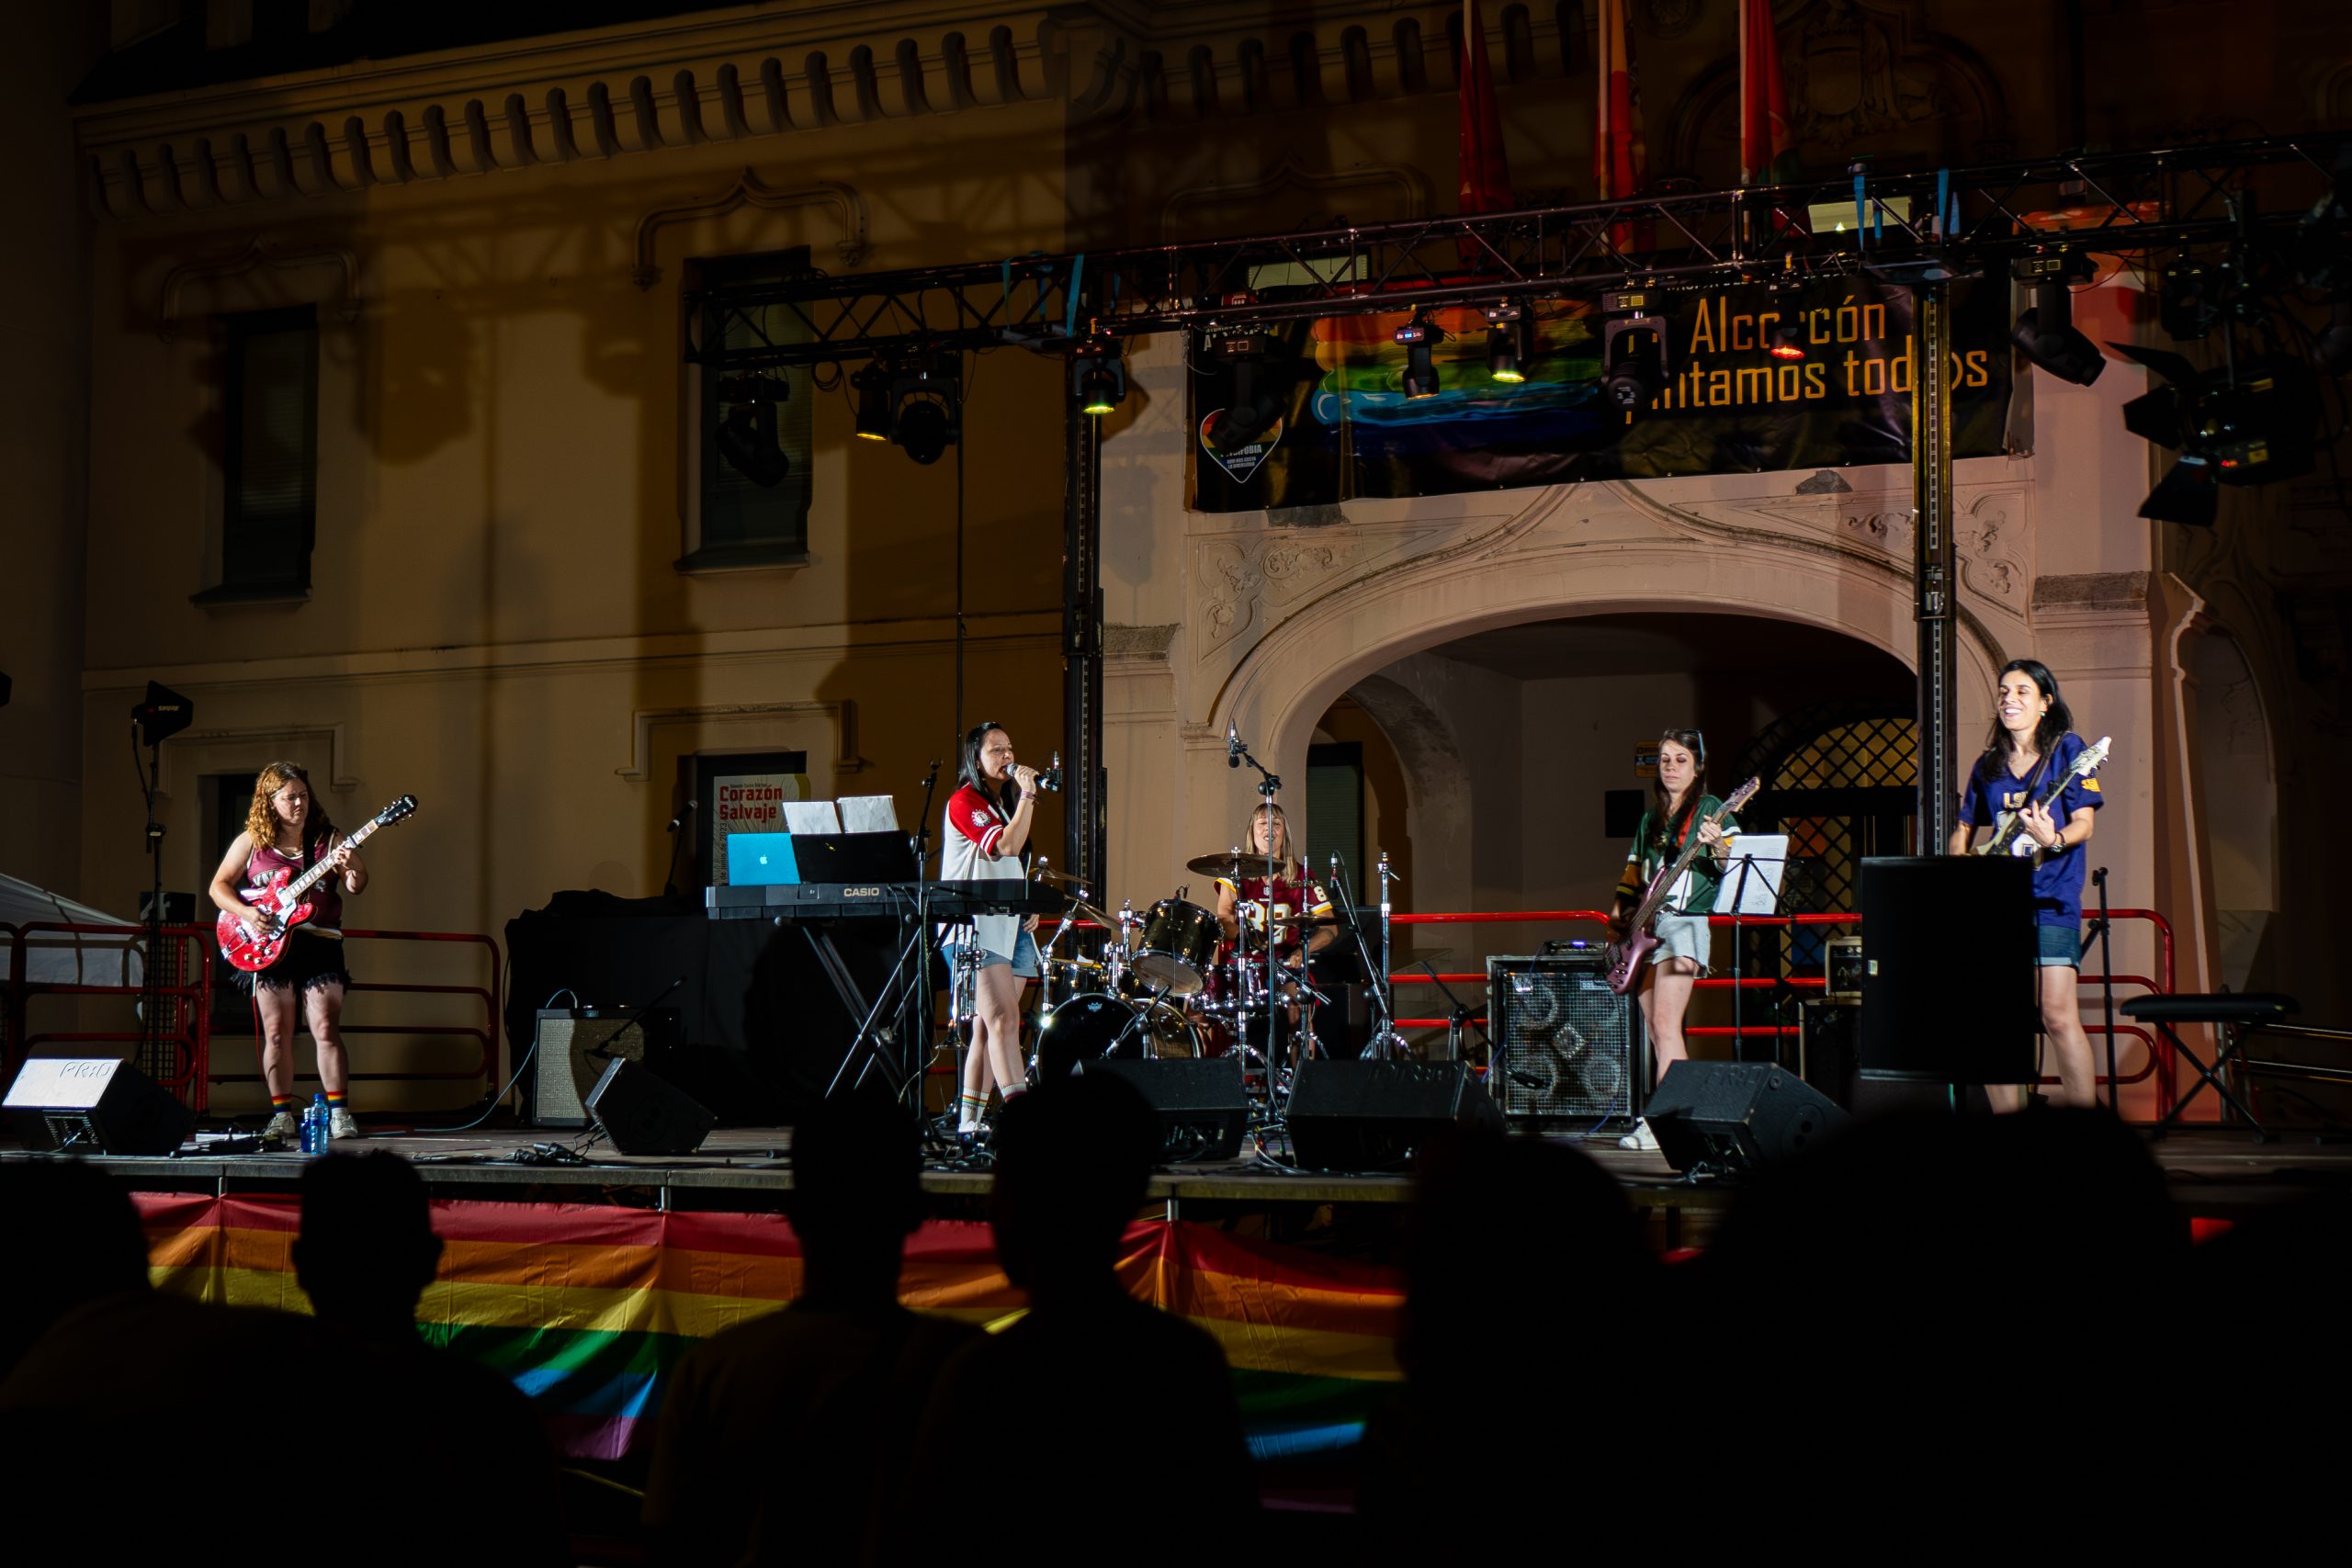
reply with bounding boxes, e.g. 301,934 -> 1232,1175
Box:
1858,857 -> 2037,1094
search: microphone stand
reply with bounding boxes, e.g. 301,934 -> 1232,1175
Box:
1227,728 -> 1286,1080
2087,865 -> 2119,1114
1412,956 -> 1487,1066
907,760 -> 942,1124
661,801 -> 696,899
587,974 -> 687,1065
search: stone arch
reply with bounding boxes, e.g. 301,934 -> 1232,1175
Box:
2186,625 -> 2278,989
1340,674 -> 1476,919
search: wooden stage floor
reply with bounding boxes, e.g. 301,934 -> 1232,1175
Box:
27,1122 -> 2352,1236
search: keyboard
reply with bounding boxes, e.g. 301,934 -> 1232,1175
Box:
702,880 -> 1068,921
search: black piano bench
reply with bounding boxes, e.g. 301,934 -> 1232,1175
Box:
2120,992 -> 2300,1139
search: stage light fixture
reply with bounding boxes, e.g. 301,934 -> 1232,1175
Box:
1600,291 -> 1669,415
886,356 -> 961,465
1767,322 -> 1806,361
713,376 -> 790,488
2139,455 -> 2219,526
1072,343 -> 1126,416
1395,317 -> 1443,399
2159,261 -> 2221,343
130,682 -> 194,747
1481,303 -> 1527,383
2011,254 -> 2106,386
853,365 -> 893,440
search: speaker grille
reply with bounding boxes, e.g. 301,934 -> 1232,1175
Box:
530,1011 -> 650,1128
1486,956 -> 1645,1122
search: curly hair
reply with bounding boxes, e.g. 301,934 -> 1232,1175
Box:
243,762 -> 332,854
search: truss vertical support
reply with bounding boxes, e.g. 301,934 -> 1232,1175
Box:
1911,281 -> 1960,853
1062,399 -> 1107,891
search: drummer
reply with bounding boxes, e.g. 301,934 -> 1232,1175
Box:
1213,803 -> 1338,980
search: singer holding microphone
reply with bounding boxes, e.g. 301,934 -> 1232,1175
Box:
942,722 -> 1046,1137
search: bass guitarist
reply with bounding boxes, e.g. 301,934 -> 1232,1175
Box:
1611,729 -> 1736,1153
1946,659 -> 2103,1110
206,762 -> 367,1146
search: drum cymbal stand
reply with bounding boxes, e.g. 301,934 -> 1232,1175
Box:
1353,851 -> 1408,1060
1226,719 -> 1286,1085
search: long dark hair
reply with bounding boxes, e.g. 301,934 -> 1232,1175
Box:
1647,729 -> 1707,859
958,722 -> 1018,817
1973,659 -> 2074,783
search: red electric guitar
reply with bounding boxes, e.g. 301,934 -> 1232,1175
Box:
1602,777 -> 1760,997
217,795 -> 417,972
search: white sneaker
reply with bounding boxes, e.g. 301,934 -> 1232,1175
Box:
328,1108 -> 362,1140
1617,1118 -> 1659,1153
263,1110 -> 300,1148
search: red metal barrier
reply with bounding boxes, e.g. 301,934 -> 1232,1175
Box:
3,919 -> 500,1115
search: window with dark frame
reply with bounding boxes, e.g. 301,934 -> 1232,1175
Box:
215,306 -> 319,597
1306,742 -> 1367,901
690,249 -> 816,568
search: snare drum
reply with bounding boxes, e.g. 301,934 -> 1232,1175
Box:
1033,992 -> 1198,1081
1130,898 -> 1221,995
1037,955 -> 1108,1010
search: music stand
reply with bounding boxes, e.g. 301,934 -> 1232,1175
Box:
1713,838 -> 1790,1056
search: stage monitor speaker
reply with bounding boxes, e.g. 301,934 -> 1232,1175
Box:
3,1056 -> 193,1156
529,1008 -> 680,1128
1284,1058 -> 1499,1172
585,1057 -> 715,1156
1858,856 -> 2037,1086
1644,1061 -> 1847,1178
1486,953 -> 1645,1122
1080,1056 -> 1250,1162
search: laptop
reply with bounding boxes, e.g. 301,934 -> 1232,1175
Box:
726,832 -> 799,886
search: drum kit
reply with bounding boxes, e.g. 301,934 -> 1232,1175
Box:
947,855 -> 1351,1097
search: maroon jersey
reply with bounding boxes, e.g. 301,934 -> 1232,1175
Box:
1222,872 -> 1329,952
245,838 -> 345,934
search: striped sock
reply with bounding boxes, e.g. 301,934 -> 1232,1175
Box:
270,1095 -> 296,1113
323,1091 -> 348,1111
957,1092 -> 985,1129
1001,1080 -> 1029,1101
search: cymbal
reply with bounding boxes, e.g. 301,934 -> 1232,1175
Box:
1032,864 -> 1092,892
1186,850 -> 1279,880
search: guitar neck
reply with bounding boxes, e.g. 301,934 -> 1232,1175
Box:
1631,805 -> 1731,929
280,819 -> 378,901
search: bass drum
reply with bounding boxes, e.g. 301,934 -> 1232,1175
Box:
1033,992 -> 1198,1082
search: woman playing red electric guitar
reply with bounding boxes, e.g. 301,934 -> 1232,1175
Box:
206,763 -> 368,1146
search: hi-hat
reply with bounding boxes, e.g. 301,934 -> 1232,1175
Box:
1185,850 -> 1279,880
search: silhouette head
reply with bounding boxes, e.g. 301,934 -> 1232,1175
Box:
988,1074 -> 1159,1295
788,1089 -> 925,1301
294,1151 -> 443,1338
3,1160 -> 151,1375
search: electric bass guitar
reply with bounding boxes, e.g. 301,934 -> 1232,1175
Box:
1603,777 -> 1760,997
1973,736 -> 2109,863
217,795 -> 417,971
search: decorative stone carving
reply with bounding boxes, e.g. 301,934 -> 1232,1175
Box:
616,701 -> 864,779
157,237 -> 361,339
1957,491 -> 2029,604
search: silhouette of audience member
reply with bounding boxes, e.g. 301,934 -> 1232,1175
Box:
296,1152 -> 568,1566
643,1090 -> 979,1566
898,1073 -> 1258,1565
1358,1126 -> 1660,1562
1685,1107 -> 2186,1539
1,1162 -> 302,1558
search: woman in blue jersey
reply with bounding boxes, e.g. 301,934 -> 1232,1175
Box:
1947,660 -> 2103,1110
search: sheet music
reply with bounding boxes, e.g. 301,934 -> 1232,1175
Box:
1720,834 -> 1791,916
837,795 -> 899,833
781,799 -> 842,834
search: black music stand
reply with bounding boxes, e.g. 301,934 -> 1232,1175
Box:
1714,840 -> 1792,1059
820,764 -> 944,1111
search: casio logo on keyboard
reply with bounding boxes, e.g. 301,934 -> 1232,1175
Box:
842,886 -> 883,897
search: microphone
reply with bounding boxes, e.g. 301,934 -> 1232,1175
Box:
1506,1068 -> 1548,1090
666,799 -> 697,833
1227,721 -> 1242,770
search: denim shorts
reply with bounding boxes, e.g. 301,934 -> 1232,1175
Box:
2036,922 -> 2082,969
945,930 -> 1040,980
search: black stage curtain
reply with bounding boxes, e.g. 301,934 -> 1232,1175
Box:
503,891 -> 917,1125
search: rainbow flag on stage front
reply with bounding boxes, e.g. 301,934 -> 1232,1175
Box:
132,1194 -> 1406,1461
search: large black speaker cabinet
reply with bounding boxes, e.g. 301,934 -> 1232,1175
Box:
585,1058 -> 716,1156
3,1056 -> 193,1156
1644,1061 -> 1847,1177
1080,1056 -> 1250,1162
1487,954 -> 1645,1122
528,1008 -> 681,1127
1859,856 -> 2037,1086
1284,1058 -> 1499,1172
1796,998 -> 1860,1110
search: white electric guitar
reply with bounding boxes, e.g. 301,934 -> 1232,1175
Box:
1975,737 -> 2109,863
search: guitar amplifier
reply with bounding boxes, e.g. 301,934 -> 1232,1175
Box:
528,1008 -> 681,1127
1486,955 -> 1646,1123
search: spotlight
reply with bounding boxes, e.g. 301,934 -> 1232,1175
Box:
1482,303 -> 1526,383
1207,354 -> 1285,452
2139,455 -> 2218,526
853,365 -> 893,440
887,355 -> 962,465
1072,344 -> 1126,416
130,681 -> 194,747
714,376 -> 791,488
1395,317 -> 1443,398
2160,262 -> 2220,343
2011,254 -> 2106,386
1600,291 -> 1668,415
1767,321 -> 1806,361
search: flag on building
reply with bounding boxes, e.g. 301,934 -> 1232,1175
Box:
1457,1 -> 1512,266
1595,0 -> 1648,249
1738,0 -> 1800,186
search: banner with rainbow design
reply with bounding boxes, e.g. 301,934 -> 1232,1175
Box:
133,1193 -> 1403,1461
